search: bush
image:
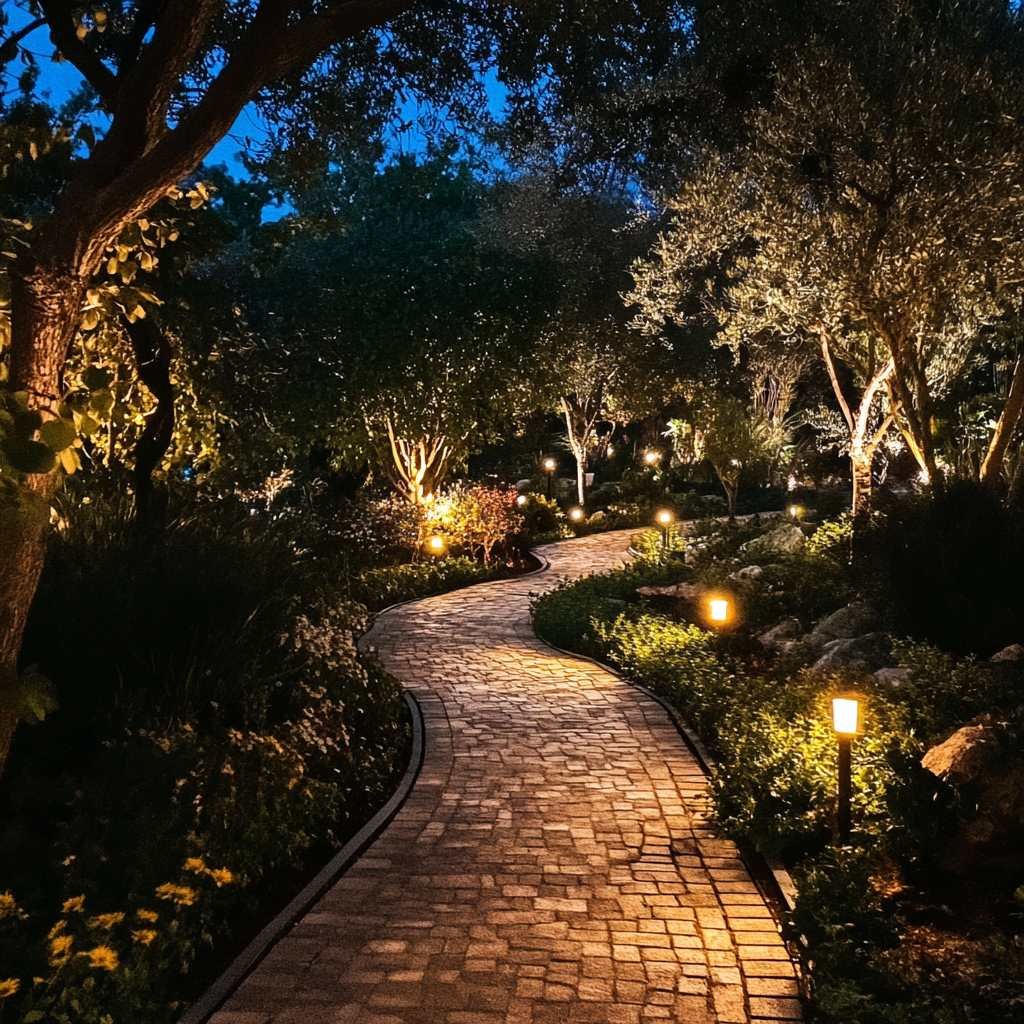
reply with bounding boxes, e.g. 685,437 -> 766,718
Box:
1,497 -> 409,1020
352,556 -> 501,611
518,492 -> 566,541
856,482 -> 1024,655
427,482 -> 524,563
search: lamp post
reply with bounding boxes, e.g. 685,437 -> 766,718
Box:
425,534 -> 447,558
543,457 -> 556,498
655,508 -> 674,554
831,695 -> 861,843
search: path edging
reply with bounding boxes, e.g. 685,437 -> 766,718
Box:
178,690 -> 425,1024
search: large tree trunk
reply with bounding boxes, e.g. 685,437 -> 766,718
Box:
572,445 -> 586,505
980,354 -> 1024,490
0,267 -> 85,775
126,316 -> 175,532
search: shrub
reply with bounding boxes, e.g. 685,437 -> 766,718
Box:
519,493 -> 565,541
428,482 -> 524,563
856,482 -> 1024,655
353,556 -> 500,611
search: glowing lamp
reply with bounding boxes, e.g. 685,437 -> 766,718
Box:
831,696 -> 861,736
656,509 -> 674,526
426,534 -> 447,556
568,506 -> 585,523
643,449 -> 661,465
788,504 -> 804,520
543,458 -> 556,472
516,494 -> 528,507
708,597 -> 730,623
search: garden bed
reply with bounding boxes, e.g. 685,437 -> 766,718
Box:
531,508 -> 1024,1023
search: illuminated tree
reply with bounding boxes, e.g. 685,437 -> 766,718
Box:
630,0 -> 1024,514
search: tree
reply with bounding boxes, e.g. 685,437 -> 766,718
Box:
630,0 -> 1024,514
0,0 -> 695,774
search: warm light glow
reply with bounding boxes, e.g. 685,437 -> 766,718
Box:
917,467 -> 930,485
427,534 -> 447,555
543,457 -> 557,472
832,696 -> 861,736
709,597 -> 730,623
643,449 -> 661,465
516,494 -> 529,507
607,444 -> 615,457
788,504 -> 804,520
656,509 -> 674,527
568,506 -> 585,522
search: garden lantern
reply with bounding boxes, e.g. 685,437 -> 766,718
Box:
426,534 -> 447,557
568,506 -> 585,523
655,508 -> 674,552
543,457 -> 556,497
788,504 -> 804,521
643,449 -> 661,466
831,694 -> 862,843
516,494 -> 528,508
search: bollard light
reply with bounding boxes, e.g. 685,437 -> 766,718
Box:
516,494 -> 529,508
831,694 -> 862,843
543,457 -> 556,497
709,597 -> 730,623
788,504 -> 804,521
568,506 -> 585,523
655,508 -> 674,553
643,449 -> 661,466
426,534 -> 447,557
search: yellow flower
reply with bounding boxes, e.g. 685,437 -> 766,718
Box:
0,978 -> 19,999
90,912 -> 125,930
183,857 -> 207,874
207,867 -> 235,887
62,895 -> 86,914
48,934 -> 73,965
154,883 -> 197,907
136,908 -> 159,923
131,929 -> 158,947
83,945 -> 119,971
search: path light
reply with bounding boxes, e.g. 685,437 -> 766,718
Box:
426,534 -> 447,557
788,504 -> 804,521
643,449 -> 661,466
655,508 -> 674,553
704,592 -> 733,628
568,506 -> 585,523
543,457 -> 556,497
516,494 -> 529,508
831,694 -> 862,844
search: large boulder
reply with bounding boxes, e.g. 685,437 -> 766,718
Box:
739,523 -> 806,559
811,632 -> 892,673
809,601 -> 882,644
921,719 -> 1024,870
728,564 -> 765,590
990,643 -> 1024,663
636,581 -> 702,601
873,666 -> 912,689
757,617 -> 803,651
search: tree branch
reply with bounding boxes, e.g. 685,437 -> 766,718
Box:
819,332 -> 854,432
39,0 -> 119,109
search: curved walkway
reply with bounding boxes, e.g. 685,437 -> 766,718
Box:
213,530 -> 800,1024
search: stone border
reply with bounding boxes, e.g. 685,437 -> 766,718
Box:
179,690 -> 425,1024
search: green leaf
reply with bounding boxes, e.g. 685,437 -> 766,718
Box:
39,418 -> 77,452
1,437 -> 56,474
14,668 -> 58,725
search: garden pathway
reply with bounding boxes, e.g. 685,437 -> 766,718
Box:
212,529 -> 801,1024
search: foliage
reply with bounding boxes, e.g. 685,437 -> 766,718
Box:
518,493 -> 566,541
856,482 -> 1024,655
427,482 -> 524,564
1,497 -> 409,1018
352,556 -> 502,612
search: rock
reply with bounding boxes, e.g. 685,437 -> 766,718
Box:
636,582 -> 702,601
757,617 -> 803,650
739,523 -> 806,558
922,721 -> 1000,785
728,564 -> 764,590
516,479 -> 533,492
812,632 -> 892,672
921,719 -> 1024,871
990,643 -> 1024,662
810,600 -> 882,643
873,666 -> 912,688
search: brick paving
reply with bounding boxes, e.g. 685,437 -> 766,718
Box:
212,529 -> 801,1024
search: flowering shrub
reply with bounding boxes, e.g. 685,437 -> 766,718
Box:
427,483 -> 524,563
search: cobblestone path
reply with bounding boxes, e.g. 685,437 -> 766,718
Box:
213,530 -> 801,1024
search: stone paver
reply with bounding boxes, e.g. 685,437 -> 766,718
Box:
213,529 -> 800,1024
